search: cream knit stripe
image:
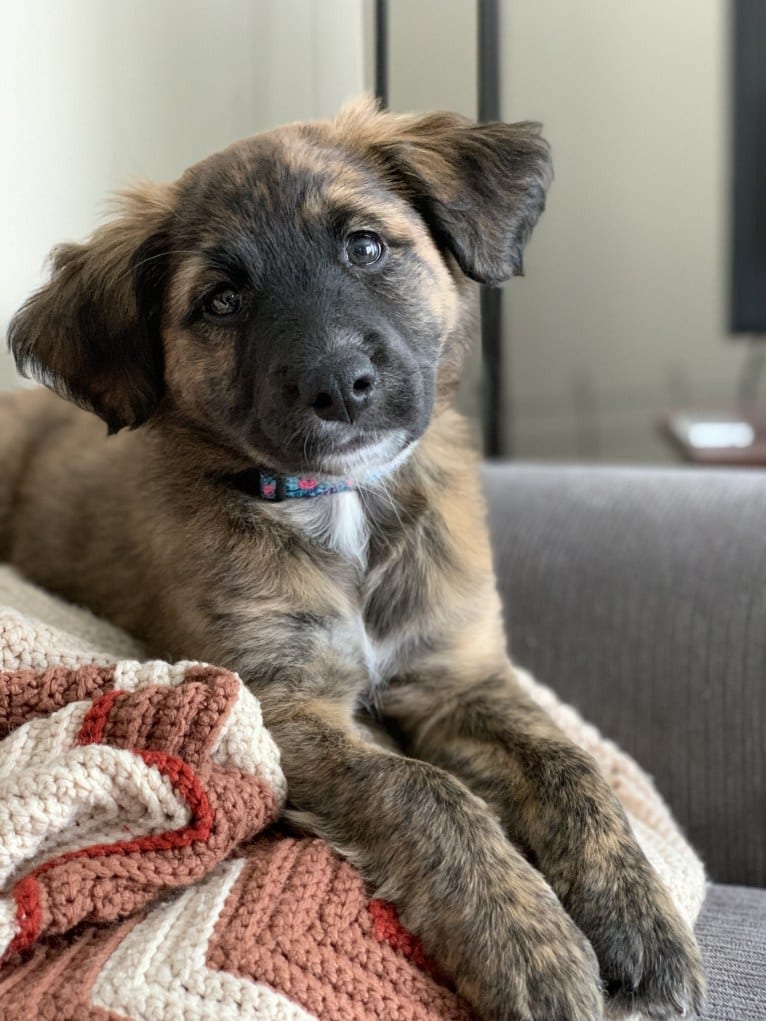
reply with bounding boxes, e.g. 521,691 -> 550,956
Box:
113,660 -> 198,691
0,575 -> 284,807
211,688 -> 287,805
0,701 -> 88,781
628,815 -> 707,927
0,613 -> 113,672
0,567 -> 145,662
17,796 -> 197,890
0,895 -> 17,959
0,745 -> 190,889
91,857 -> 318,1021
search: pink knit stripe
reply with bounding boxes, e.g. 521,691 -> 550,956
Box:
207,836 -> 475,1020
0,914 -> 141,1019
96,676 -> 240,766
1,659 -> 281,961
0,665 -> 116,739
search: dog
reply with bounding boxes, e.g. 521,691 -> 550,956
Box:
1,98 -> 703,1020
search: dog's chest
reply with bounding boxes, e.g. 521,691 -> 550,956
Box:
286,492 -> 406,686
287,491 -> 370,566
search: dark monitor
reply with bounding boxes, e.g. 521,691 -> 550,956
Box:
731,0 -> 766,335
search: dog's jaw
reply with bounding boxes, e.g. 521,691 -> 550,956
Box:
314,431 -> 416,481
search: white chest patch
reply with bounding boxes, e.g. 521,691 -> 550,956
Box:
289,491 -> 370,567
360,629 -> 400,690
287,491 -> 404,695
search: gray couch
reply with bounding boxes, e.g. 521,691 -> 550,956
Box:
483,464 -> 766,1021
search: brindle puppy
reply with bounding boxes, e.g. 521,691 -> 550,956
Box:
1,99 -> 702,1020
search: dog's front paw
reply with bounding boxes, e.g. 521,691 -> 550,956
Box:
486,910 -> 604,1021
443,881 -> 605,1021
566,858 -> 704,1019
467,898 -> 604,1021
602,899 -> 704,1019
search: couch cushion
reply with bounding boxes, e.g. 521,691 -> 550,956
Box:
697,884 -> 766,1020
482,463 -> 766,887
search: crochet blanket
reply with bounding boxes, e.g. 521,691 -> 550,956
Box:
0,566 -> 707,1021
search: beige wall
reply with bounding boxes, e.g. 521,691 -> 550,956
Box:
502,0 -> 737,460
0,0 -> 365,390
388,0 -> 476,118
2,1 -> 738,464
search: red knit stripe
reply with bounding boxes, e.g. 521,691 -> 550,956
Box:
75,689 -> 124,745
5,876 -> 42,959
368,898 -> 442,979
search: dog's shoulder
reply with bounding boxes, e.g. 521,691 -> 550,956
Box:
0,388 -> 102,546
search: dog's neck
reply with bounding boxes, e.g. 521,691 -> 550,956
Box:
224,443 -> 423,568
225,437 -> 418,503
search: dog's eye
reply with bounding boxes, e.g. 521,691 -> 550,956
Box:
202,286 -> 242,319
345,231 -> 384,267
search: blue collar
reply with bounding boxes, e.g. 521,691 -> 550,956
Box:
229,468 -> 381,501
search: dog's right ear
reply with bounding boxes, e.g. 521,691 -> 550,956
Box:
8,182 -> 176,434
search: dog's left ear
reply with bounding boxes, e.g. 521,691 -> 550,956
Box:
8,182 -> 175,433
337,98 -> 552,286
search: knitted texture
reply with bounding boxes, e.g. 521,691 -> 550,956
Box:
0,658 -> 284,963
0,567 -> 707,1020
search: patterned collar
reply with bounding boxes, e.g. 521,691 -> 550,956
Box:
229,468 -> 381,502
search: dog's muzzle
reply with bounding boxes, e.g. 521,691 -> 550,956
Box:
284,351 -> 377,425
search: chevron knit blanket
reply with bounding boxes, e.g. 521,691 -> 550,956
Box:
0,566 -> 706,1021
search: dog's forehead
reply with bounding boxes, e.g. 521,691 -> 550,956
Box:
175,127 -> 411,239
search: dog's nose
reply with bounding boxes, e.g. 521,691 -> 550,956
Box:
295,353 -> 376,423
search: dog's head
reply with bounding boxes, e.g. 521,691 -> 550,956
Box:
9,98 -> 551,476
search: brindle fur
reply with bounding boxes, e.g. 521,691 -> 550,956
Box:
1,98 -> 702,1020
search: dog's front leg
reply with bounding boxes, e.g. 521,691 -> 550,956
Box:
258,692 -> 603,1021
381,663 -> 705,1019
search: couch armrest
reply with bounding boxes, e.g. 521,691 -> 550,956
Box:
482,463 -> 766,888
